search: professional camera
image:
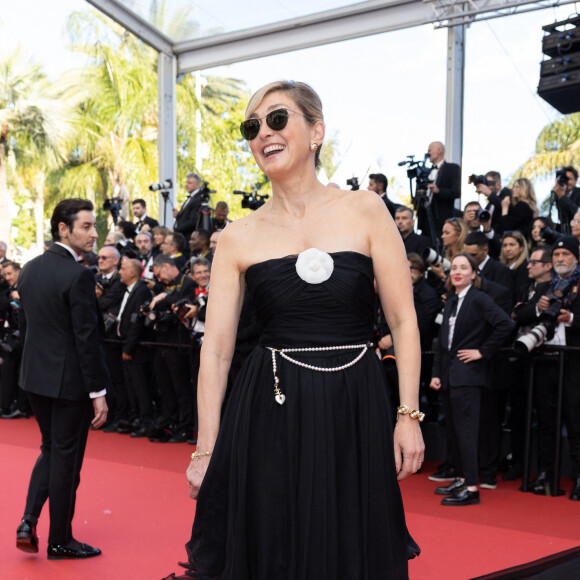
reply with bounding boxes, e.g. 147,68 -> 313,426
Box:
539,226 -> 563,245
346,177 -> 360,191
477,208 -> 491,222
172,297 -> 192,319
198,181 -> 215,204
514,278 -> 572,354
103,197 -> 123,224
149,179 -> 173,192
233,189 -> 269,210
136,300 -> 172,330
398,154 -> 432,201
556,169 -> 568,188
422,247 -> 451,272
103,312 -> 118,334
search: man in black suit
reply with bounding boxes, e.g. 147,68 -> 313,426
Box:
173,173 -> 203,240
464,232 -> 514,299
474,171 -> 511,234
553,165 -> 580,234
368,173 -> 399,218
418,141 -> 461,240
132,199 -> 159,233
16,199 -> 109,559
463,201 -> 501,259
395,206 -> 431,257
518,237 -> 580,500
161,231 -> 188,271
117,259 -> 154,438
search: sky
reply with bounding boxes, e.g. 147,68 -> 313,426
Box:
1,0 -> 577,211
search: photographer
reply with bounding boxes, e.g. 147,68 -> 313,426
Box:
417,141 -> 461,239
463,201 -> 501,259
161,231 -> 187,270
212,201 -> 231,231
117,259 -> 154,438
395,206 -> 430,256
517,237 -> 580,501
368,173 -> 399,218
531,216 -> 558,250
474,171 -> 511,233
0,261 -> 29,419
96,246 -> 129,433
552,166 -> 580,234
149,254 -> 197,443
132,198 -> 159,233
173,173 -> 203,240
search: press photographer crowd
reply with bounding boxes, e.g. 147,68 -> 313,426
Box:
2,147 -> 580,507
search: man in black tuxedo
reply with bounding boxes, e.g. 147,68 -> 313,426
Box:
132,198 -> 159,233
173,173 -> 203,240
117,259 -> 154,438
395,206 -> 431,257
553,165 -> 580,234
16,199 -> 109,559
417,141 -> 461,240
368,173 -> 399,218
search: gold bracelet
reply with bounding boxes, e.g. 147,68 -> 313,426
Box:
191,451 -> 213,461
396,405 -> 425,423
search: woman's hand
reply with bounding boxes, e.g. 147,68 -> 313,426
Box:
394,415 -> 425,480
457,349 -> 482,363
186,454 -> 212,499
429,377 -> 441,391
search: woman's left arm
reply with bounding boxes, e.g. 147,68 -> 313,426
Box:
362,193 -> 425,480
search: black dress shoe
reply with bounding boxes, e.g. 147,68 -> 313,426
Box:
16,518 -> 38,553
530,472 -> 551,495
47,542 -> 102,560
130,426 -> 149,438
441,489 -> 481,506
570,478 -> 580,501
102,421 -> 119,433
2,409 -> 29,419
428,464 -> 458,482
434,478 -> 465,496
168,431 -> 191,443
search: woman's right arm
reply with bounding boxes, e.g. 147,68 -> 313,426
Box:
187,225 -> 246,497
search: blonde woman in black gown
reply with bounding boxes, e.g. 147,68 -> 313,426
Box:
166,81 -> 424,580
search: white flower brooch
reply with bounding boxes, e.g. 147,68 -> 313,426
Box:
295,248 -> 334,284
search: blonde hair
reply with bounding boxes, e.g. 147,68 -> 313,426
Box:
443,217 -> 469,260
245,80 -> 324,169
500,231 -> 529,268
513,178 -> 539,217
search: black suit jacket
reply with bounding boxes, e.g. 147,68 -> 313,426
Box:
18,244 -> 110,400
403,231 -> 431,258
135,215 -> 159,232
479,277 -> 513,315
432,287 -> 514,389
118,280 -> 153,357
513,280 -> 551,327
173,192 -> 203,240
380,194 -> 400,219
498,201 -> 534,239
479,258 -> 514,295
417,161 -> 461,238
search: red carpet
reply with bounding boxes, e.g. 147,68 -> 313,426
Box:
1,418 -> 579,580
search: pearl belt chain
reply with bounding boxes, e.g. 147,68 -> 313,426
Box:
266,342 -> 373,405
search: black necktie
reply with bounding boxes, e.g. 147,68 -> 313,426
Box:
449,293 -> 459,317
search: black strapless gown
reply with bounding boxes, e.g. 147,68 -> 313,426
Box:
170,252 -> 419,580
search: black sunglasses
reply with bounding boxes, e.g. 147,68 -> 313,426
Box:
240,108 -> 303,141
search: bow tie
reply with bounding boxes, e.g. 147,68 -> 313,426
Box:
195,288 -> 207,296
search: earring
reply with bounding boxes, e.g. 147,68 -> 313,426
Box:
310,143 -> 318,152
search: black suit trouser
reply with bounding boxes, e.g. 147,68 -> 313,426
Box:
24,393 -> 93,545
122,353 -> 153,423
104,342 -> 130,422
442,385 -> 482,487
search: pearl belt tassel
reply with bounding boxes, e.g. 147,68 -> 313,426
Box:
266,342 -> 373,405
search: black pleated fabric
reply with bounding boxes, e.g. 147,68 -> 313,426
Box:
172,252 -> 419,580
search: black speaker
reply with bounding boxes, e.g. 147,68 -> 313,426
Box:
538,16 -> 580,114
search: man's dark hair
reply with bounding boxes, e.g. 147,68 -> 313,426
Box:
215,201 -> 228,211
369,173 -> 388,192
51,199 -> 94,242
1,260 -> 21,271
169,231 -> 186,253
407,253 -> 425,275
562,165 -> 579,180
464,231 -> 490,248
196,229 -> 211,248
485,171 -> 501,184
117,220 -> 136,240
153,254 -> 176,269
132,198 -> 146,208
464,201 -> 481,211
395,206 -> 414,219
530,245 -> 553,263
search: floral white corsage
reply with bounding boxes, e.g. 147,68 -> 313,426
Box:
295,248 -> 334,284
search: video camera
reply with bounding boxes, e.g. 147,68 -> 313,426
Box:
346,177 -> 360,191
398,154 -> 432,204
103,197 -> 123,225
233,189 -> 269,211
514,277 -> 572,354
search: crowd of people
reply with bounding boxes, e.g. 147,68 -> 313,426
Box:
2,160 -> 580,509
